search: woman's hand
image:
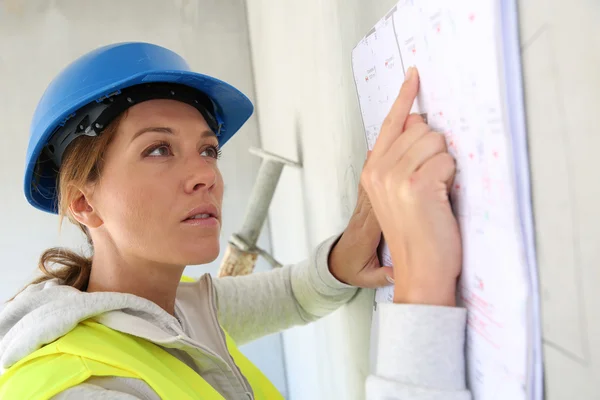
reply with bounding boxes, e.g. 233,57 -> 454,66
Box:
329,170 -> 394,289
360,67 -> 462,306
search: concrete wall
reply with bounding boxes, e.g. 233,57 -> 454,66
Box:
0,0 -> 287,395
519,0 -> 600,398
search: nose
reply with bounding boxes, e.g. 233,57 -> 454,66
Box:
183,156 -> 218,194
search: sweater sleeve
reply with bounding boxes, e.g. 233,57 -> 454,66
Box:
366,303 -> 472,400
213,235 -> 358,345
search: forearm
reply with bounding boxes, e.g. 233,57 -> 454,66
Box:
213,235 -> 358,345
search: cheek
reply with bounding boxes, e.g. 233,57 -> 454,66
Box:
95,166 -> 174,231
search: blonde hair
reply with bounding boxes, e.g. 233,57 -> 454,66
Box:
9,115 -> 124,300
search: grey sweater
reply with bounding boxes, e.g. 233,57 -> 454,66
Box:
0,236 -> 471,399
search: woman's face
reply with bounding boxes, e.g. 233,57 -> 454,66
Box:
88,99 -> 224,266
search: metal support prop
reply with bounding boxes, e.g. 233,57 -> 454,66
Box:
217,147 -> 301,277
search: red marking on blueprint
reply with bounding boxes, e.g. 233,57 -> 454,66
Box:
412,47 -> 416,54
483,175 -> 491,191
493,150 -> 499,158
461,295 -> 503,328
469,153 -> 474,160
385,61 -> 388,66
469,13 -> 476,22
472,292 -> 502,326
437,25 -> 441,33
439,111 -> 444,116
471,291 -> 489,308
467,317 -> 500,349
365,76 -> 369,82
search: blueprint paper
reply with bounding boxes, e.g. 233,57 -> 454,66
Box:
352,1 -> 542,398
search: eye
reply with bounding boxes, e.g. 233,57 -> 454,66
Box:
143,141 -> 173,157
200,145 -> 222,160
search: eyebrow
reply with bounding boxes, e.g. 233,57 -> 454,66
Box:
131,126 -> 216,142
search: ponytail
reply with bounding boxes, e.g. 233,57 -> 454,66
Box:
6,247 -> 92,302
36,247 -> 92,290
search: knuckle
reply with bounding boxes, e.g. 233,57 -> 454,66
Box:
361,165 -> 383,189
413,124 -> 432,140
365,164 -> 397,194
439,153 -> 457,173
438,152 -> 455,165
360,167 -> 372,187
427,131 -> 447,151
398,175 -> 421,203
419,121 -> 432,130
402,121 -> 429,137
405,113 -> 423,125
413,122 -> 430,134
383,173 -> 397,191
417,131 -> 444,153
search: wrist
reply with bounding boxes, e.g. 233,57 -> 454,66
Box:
393,278 -> 457,307
327,234 -> 351,285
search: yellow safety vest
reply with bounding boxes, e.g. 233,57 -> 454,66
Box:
0,277 -> 284,400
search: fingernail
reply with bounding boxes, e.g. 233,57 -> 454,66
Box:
404,67 -> 415,82
385,275 -> 395,285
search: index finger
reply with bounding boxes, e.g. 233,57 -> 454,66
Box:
372,67 -> 420,153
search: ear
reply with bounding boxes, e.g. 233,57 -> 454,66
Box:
69,189 -> 103,229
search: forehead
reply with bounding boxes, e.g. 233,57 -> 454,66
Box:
121,99 -> 211,131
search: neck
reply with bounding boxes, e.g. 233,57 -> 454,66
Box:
86,242 -> 185,316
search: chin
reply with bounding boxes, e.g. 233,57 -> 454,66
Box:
180,242 -> 221,266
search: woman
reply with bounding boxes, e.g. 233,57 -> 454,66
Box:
0,42 -> 469,399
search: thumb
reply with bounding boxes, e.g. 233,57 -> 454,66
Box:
366,266 -> 395,288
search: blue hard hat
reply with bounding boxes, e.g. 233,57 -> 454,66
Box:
24,42 -> 254,214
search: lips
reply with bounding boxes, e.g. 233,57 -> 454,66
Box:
187,213 -> 213,220
182,204 -> 220,222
